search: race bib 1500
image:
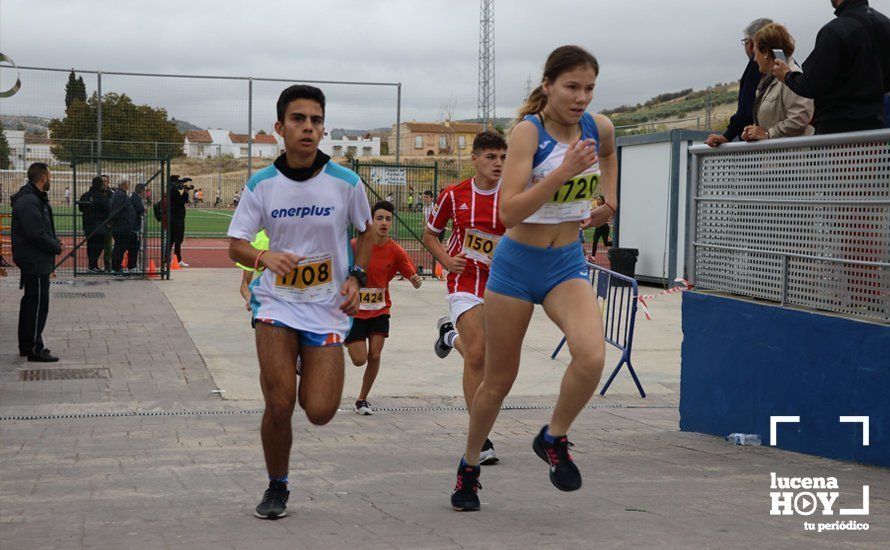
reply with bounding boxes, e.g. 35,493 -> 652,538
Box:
273,254 -> 336,303
462,229 -> 501,265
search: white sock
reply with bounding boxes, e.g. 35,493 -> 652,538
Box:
444,330 -> 458,348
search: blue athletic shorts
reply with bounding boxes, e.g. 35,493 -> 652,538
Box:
486,236 -> 589,305
252,317 -> 343,347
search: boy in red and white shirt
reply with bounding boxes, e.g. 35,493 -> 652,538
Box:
422,131 -> 507,465
346,200 -> 421,415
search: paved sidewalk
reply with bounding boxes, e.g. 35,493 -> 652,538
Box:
1,274 -> 887,549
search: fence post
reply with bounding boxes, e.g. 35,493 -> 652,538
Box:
97,71 -> 102,174
395,83 -> 401,163
433,161 -> 438,197
248,77 -> 253,179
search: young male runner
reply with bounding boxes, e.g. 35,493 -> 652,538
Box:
227,85 -> 373,520
422,131 -> 507,465
346,200 -> 422,415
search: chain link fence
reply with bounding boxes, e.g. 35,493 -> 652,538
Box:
1,64 -> 401,262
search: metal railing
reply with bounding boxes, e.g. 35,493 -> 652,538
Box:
686,129 -> 890,323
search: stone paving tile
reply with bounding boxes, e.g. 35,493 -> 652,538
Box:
1,279 -> 219,409
1,407 -> 887,549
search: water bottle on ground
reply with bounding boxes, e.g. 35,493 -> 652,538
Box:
726,433 -> 762,446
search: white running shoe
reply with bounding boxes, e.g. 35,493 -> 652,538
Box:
179,261 -> 190,267
355,400 -> 373,415
435,316 -> 454,359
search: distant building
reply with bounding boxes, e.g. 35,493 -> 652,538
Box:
319,132 -> 380,159
389,121 -> 483,157
182,130 -> 281,159
3,130 -> 56,170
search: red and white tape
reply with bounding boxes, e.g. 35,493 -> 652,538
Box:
636,278 -> 693,320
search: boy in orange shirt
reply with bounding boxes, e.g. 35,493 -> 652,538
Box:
346,200 -> 422,414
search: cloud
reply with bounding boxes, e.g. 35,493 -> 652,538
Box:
2,0 -> 883,130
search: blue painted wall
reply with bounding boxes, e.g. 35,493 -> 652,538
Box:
680,292 -> 889,467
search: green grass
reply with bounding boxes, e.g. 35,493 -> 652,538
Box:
2,205 -> 433,240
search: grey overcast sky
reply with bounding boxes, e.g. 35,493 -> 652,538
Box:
2,0 -> 889,132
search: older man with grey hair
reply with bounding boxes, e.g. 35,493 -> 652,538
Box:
706,17 -> 774,147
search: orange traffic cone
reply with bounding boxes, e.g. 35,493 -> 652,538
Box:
121,251 -> 129,268
434,262 -> 444,280
147,260 -> 159,279
171,255 -> 181,270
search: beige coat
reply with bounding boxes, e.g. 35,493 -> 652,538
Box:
753,60 -> 815,139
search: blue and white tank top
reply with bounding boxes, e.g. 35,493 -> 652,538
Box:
523,112 -> 601,224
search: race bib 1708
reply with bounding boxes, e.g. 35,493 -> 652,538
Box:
273,254 -> 336,303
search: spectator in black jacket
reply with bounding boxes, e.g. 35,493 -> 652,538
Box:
110,180 -> 137,274
11,163 -> 63,362
129,184 -> 147,271
774,0 -> 890,134
78,176 -> 111,272
167,176 -> 191,267
706,18 -> 774,147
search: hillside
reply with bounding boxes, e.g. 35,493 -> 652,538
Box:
605,82 -> 739,134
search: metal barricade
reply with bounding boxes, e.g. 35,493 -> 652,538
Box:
551,262 -> 645,398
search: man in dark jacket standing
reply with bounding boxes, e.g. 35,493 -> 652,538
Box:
706,18 -> 774,147
774,0 -> 890,134
110,179 -> 137,274
11,163 -> 63,362
78,176 -> 111,273
129,183 -> 147,271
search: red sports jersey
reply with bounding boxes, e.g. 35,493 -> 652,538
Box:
427,178 -> 506,297
351,238 -> 417,319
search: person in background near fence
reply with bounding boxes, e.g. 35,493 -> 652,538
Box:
424,130 -> 508,467
773,0 -> 890,134
167,175 -> 191,267
233,190 -> 241,207
346,200 -> 422,416
238,229 -> 270,311
421,190 -> 434,220
78,176 -> 111,273
227,84 -> 373,520
705,18 -> 774,148
100,175 -> 114,272
450,45 -> 618,512
11,163 -> 62,362
64,186 -> 70,206
110,180 -> 137,275
741,23 -> 815,142
590,195 -> 612,257
129,184 -> 146,271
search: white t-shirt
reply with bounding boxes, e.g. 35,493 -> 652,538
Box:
227,160 -> 372,337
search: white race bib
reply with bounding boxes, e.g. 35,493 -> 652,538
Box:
525,169 -> 600,224
273,254 -> 336,303
462,228 -> 501,266
358,287 -> 386,311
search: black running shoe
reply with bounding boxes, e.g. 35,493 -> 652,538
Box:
450,462 -> 481,512
434,316 -> 454,359
479,438 -> 499,465
533,425 -> 582,492
255,480 -> 289,519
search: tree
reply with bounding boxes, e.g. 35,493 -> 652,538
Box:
49,92 -> 183,161
0,126 -> 10,169
64,71 -> 87,109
